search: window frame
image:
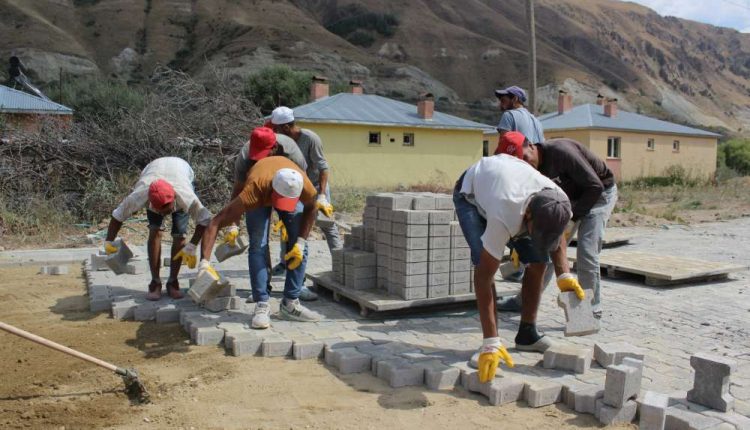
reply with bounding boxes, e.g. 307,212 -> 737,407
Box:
673,140 -> 680,152
368,131 -> 381,146
607,136 -> 621,159
647,138 -> 655,151
402,132 -> 415,147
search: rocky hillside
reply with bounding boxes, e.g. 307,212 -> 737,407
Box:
2,0 -> 749,134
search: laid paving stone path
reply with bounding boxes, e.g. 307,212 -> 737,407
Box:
60,219 -> 750,427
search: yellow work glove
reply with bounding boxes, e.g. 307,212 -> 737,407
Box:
272,220 -> 289,242
557,273 -> 585,300
223,225 -> 240,247
173,243 -> 197,269
316,195 -> 334,218
104,240 -> 119,255
478,337 -> 514,383
284,238 -> 306,271
510,249 -> 520,269
197,259 -> 219,279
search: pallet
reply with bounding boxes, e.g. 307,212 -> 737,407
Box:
569,250 -> 747,286
308,271 -> 520,317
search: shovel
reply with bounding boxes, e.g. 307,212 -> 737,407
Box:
0,321 -> 150,404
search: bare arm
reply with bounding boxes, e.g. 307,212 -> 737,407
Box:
105,217 -> 123,242
318,169 -> 329,197
189,225 -> 206,247
200,199 -> 246,260
475,249 -> 501,339
550,240 -> 571,277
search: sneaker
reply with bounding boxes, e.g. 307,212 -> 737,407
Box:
496,295 -> 522,312
251,301 -> 271,329
279,298 -> 322,322
593,310 -> 602,320
298,286 -> 318,301
515,336 -> 554,353
271,263 -> 286,276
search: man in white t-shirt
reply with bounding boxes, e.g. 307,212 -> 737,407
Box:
453,154 -> 585,382
104,157 -> 212,300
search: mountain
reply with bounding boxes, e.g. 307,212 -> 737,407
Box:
2,0 -> 749,134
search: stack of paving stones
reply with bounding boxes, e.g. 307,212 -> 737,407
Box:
335,192 -> 473,300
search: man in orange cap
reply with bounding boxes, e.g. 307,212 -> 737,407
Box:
105,157 -> 212,300
201,156 -> 321,329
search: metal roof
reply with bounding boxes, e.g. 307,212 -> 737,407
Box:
292,93 -> 493,131
538,104 -> 720,138
0,85 -> 73,115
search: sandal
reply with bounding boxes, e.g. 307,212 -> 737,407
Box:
146,280 -> 162,301
166,279 -> 183,300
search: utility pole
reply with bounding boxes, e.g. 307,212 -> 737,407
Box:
526,0 -> 537,114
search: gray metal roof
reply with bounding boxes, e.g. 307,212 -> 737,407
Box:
538,104 -> 720,138
292,93 -> 493,131
0,85 -> 73,115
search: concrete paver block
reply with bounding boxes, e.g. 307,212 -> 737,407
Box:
412,196 -> 437,210
557,292 -> 600,336
639,390 -> 670,430
423,361 -> 461,390
192,325 -> 225,346
261,337 -> 294,357
155,305 -> 181,323
687,352 -> 737,412
328,347 -> 371,374
90,254 -> 109,271
665,406 -> 723,430
292,341 -> 325,360
427,283 -> 449,298
104,238 -> 134,274
111,299 -> 137,320
604,357 -> 643,408
391,248 -> 428,263
429,224 -> 451,237
486,376 -> 526,406
392,236 -> 428,250
188,269 -> 230,305
392,223 -> 429,237
391,261 -> 428,275
523,377 -> 564,407
215,236 -> 249,262
133,303 -> 158,321
574,385 -> 604,414
391,210 -> 429,225
561,379 -> 596,409
40,265 -> 69,275
379,358 -> 425,388
225,331 -> 262,356
434,194 -> 454,210
428,210 -> 453,225
596,398 -> 638,425
543,345 -> 592,374
428,237 -> 451,249
594,341 -> 646,367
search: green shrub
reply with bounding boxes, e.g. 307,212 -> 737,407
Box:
56,76 -> 146,124
719,138 -> 750,175
244,65 -> 312,114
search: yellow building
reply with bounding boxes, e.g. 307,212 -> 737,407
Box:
292,80 -> 492,188
539,94 -> 720,181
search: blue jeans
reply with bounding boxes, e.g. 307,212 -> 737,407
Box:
246,206 -> 307,302
452,182 -> 548,266
147,209 -> 189,237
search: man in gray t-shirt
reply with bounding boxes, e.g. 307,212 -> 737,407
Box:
494,85 -> 545,146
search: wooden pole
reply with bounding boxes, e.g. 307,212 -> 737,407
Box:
526,0 -> 537,114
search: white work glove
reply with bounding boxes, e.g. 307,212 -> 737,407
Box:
284,237 -> 306,270
104,240 -> 119,255
197,258 -> 219,279
477,337 -> 514,383
316,195 -> 334,218
174,243 -> 197,269
223,225 -> 240,246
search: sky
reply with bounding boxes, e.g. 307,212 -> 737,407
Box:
624,0 -> 750,32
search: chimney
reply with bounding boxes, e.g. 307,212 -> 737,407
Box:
557,89 -> 572,114
596,94 -> 605,105
417,93 -> 434,120
310,75 -> 329,101
604,98 -> 618,117
349,79 -> 363,95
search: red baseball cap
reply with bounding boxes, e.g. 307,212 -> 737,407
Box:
249,127 -> 277,161
271,168 -> 303,212
148,179 -> 175,209
494,131 -> 527,158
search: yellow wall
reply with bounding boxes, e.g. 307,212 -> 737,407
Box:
296,122 -> 484,187
546,128 -> 717,181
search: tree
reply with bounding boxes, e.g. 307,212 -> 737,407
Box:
244,65 -> 312,114
720,138 -> 750,175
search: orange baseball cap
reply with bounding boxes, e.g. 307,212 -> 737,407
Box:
249,127 -> 277,161
494,131 -> 527,158
148,179 -> 175,209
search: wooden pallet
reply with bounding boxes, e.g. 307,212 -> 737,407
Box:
308,271 -> 520,317
569,250 -> 747,286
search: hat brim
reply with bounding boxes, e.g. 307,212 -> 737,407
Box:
272,191 -> 299,212
249,147 -> 273,161
494,89 -> 510,97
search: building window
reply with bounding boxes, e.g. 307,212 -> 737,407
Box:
482,140 -> 489,157
607,137 -> 621,158
403,133 -> 414,147
673,140 -> 680,152
368,132 -> 381,145
647,138 -> 655,151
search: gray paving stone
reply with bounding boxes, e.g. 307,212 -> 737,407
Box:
543,345 -> 592,374
292,341 -> 325,360
666,406 -> 723,430
133,303 -> 158,321
639,391 -> 670,430
557,292 -> 600,336
378,358 -> 425,388
329,347 -> 371,374
427,210 -> 453,224
104,238 -> 133,274
192,325 -> 225,346
391,210 -> 429,225
523,377 -> 564,407
486,376 -> 526,406
594,341 -> 647,367
412,196 -> 436,210
423,361 -> 461,390
225,331 -> 263,356
604,358 -> 643,407
701,410 -> 750,429
111,299 -> 137,320
687,352 -> 737,412
596,398 -> 638,425
155,304 -> 181,323
574,385 -> 605,414
262,337 -> 293,357
215,236 -> 249,262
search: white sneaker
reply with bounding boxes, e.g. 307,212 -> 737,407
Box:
279,298 -> 322,322
251,301 -> 271,329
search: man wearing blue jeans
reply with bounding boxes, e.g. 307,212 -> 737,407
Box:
496,134 -> 617,318
200,156 -> 321,329
453,155 -> 586,383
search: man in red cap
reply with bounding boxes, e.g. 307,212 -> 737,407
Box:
200,156 -> 321,329
105,157 -> 212,300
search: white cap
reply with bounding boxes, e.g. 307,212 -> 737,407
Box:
271,168 -> 304,212
271,106 -> 295,125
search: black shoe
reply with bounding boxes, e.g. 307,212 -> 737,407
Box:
496,295 -> 522,312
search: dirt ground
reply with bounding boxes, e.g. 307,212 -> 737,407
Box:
0,265 -> 636,429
